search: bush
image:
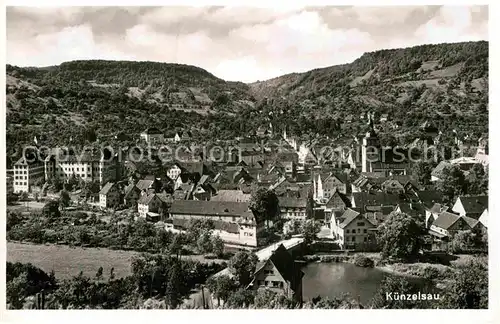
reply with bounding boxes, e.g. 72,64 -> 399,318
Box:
353,254 -> 374,268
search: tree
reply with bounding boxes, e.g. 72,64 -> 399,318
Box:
169,235 -> 183,259
225,289 -> 255,308
197,232 -> 213,254
376,212 -> 425,261
466,163 -> 487,195
439,260 -> 488,309
435,164 -> 466,204
211,235 -> 225,258
283,219 -> 302,237
228,251 -> 259,287
448,230 -> 477,253
371,276 -> 431,309
206,275 -> 237,306
300,219 -> 321,245
249,188 -> 280,228
59,190 -> 71,209
186,219 -> 214,244
7,211 -> 22,231
42,201 -> 61,219
412,161 -> 433,186
165,262 -> 182,309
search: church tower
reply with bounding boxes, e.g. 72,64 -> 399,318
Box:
362,112 -> 380,172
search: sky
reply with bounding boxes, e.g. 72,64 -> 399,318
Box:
6,5 -> 488,83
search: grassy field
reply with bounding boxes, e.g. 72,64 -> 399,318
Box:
7,242 -> 139,280
7,242 -> 227,280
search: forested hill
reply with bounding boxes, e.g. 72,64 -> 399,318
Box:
249,41 -> 488,145
6,41 -> 488,156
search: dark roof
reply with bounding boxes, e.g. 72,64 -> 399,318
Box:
352,192 -> 402,209
278,196 -> 307,208
142,127 -> 162,134
136,179 -> 155,191
169,200 -> 254,219
415,190 -> 443,208
99,182 -> 116,195
254,245 -> 303,290
397,203 -> 426,218
432,211 -> 461,230
463,216 -> 479,228
456,196 -> 488,214
326,189 -> 351,208
138,193 -> 158,205
124,183 -> 140,197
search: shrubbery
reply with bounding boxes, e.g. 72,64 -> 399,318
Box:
353,254 -> 375,268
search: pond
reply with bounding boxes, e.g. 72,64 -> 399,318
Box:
301,262 -> 431,306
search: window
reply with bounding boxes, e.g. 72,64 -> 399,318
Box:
352,236 -> 356,242
345,229 -> 349,234
265,270 -> 273,275
358,229 -> 361,233
364,229 -> 367,234
357,222 -> 365,226
279,282 -> 284,288
364,237 -> 367,242
264,281 -> 269,286
272,281 -> 280,288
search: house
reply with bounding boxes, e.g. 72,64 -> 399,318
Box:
211,190 -> 251,202
452,196 -> 488,219
429,211 -> 478,239
325,189 -> 351,212
123,183 -> 141,209
279,197 -> 308,220
166,163 -> 184,180
192,176 -> 216,201
99,182 -> 122,209
138,193 -> 169,219
140,127 -> 164,144
425,203 -> 449,229
173,183 -> 194,200
248,244 -> 304,304
44,150 -> 121,185
174,131 -> 192,143
394,202 -> 426,221
351,192 -> 401,210
330,208 -> 377,249
169,200 -> 263,247
13,156 -> 45,193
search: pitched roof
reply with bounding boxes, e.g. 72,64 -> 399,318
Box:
352,192 -> 401,209
211,190 -> 251,202
429,203 -> 448,214
456,196 -> 488,214
397,203 -> 426,218
136,179 -> 155,191
338,208 -> 361,228
462,216 -> 479,228
415,190 -> 443,208
138,193 -> 158,205
326,189 -> 351,208
124,183 -> 140,197
478,209 -> 488,228
278,196 -> 307,208
432,211 -> 461,230
431,161 -> 452,177
99,182 -> 116,195
142,127 -> 162,134
169,200 -> 254,219
253,245 -> 303,289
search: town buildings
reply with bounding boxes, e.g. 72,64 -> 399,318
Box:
140,127 -> 164,144
13,156 -> 45,193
